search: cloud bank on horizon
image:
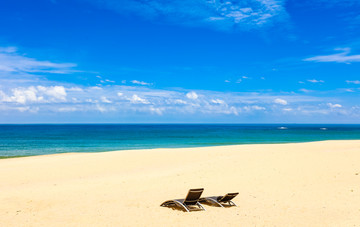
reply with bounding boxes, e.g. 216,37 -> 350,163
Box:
0,45 -> 358,123
0,0 -> 360,123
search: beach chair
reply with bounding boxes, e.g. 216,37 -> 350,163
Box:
199,192 -> 238,208
160,188 -> 206,212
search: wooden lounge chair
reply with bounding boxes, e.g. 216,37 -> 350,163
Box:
160,188 -> 206,212
199,192 -> 238,207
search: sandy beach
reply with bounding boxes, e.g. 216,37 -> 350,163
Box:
1,140 -> 360,226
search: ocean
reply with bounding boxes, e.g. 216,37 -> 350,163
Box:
1,124 -> 360,157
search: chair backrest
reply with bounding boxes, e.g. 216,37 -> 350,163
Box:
218,192 -> 239,202
183,188 -> 204,205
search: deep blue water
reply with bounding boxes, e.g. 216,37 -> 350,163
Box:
1,124 -> 360,157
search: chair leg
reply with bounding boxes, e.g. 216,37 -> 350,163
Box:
229,201 -> 237,207
197,202 -> 206,211
207,198 -> 224,207
173,201 -> 190,212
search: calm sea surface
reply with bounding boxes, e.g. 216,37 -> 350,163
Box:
1,124 -> 360,157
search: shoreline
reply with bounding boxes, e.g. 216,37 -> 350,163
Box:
1,140 -> 360,226
2,139 -> 360,159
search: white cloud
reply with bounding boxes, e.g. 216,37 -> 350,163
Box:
86,0 -> 287,31
131,80 -> 152,86
299,88 -> 312,93
251,105 -> 266,110
58,107 -> 78,112
67,87 -> 84,92
37,86 -> 67,101
307,79 -> 324,83
274,98 -> 288,105
174,99 -> 187,104
186,91 -> 198,100
0,46 -> 17,53
0,47 -> 77,74
86,99 -> 96,103
0,86 -> 67,104
96,104 -> 107,113
327,103 -> 342,108
346,80 -> 360,84
224,80 -> 230,83
9,87 -> 39,104
304,48 -> 360,63
129,94 -> 150,104
283,108 -> 292,111
90,86 -> 103,90
211,99 -> 225,104
242,105 -> 265,112
100,96 -> 112,103
149,106 -> 163,115
2,70 -> 360,121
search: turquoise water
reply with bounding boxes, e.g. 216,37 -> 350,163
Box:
1,124 -> 360,157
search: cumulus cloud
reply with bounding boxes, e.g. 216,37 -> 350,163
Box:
304,48 -> 360,63
100,96 -> 112,103
346,80 -> 360,84
58,107 -> 78,112
274,98 -> 288,105
327,103 -> 342,108
307,79 -> 324,83
299,88 -> 312,93
186,91 -> 198,100
67,87 -> 84,92
211,99 -> 225,104
129,94 -> 150,104
1,82 -> 358,121
149,106 -> 163,115
131,80 -> 152,85
0,86 -> 67,104
243,105 -> 266,111
9,87 -> 40,104
5,46 -> 360,121
37,86 -> 67,101
173,99 -> 187,104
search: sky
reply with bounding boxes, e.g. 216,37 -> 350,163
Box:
1,0 -> 360,123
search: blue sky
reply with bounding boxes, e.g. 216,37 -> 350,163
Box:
1,0 -> 360,123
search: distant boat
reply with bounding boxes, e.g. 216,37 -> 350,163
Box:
320,128 -> 328,130
278,127 -> 288,130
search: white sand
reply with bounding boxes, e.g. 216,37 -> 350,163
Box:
1,140 -> 360,226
